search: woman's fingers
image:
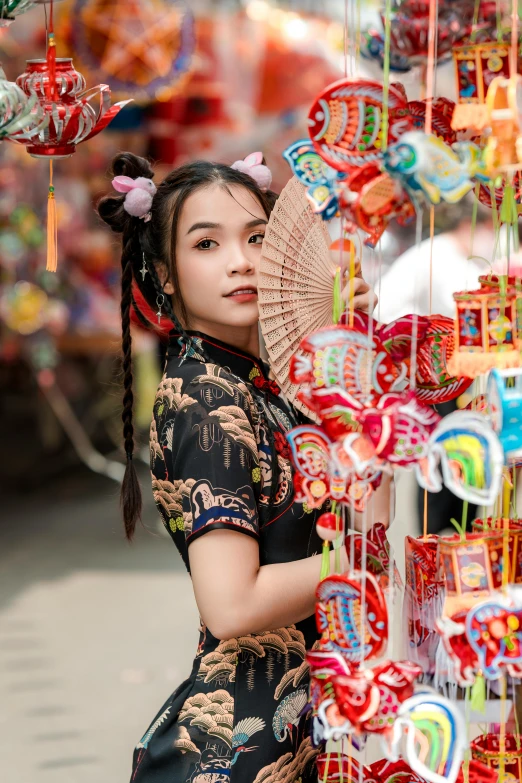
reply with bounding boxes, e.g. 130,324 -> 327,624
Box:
341,278 -> 378,314
341,277 -> 368,300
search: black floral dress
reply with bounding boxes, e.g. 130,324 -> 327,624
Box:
131,332 -> 323,783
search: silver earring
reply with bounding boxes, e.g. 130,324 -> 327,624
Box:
140,253 -> 148,282
156,294 -> 165,324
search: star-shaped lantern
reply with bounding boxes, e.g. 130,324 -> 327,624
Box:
72,0 -> 195,100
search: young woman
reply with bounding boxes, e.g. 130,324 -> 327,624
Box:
98,152 -> 384,783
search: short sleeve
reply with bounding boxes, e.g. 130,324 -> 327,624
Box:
162,370 -> 261,545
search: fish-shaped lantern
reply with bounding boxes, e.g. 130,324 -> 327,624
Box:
307,77 -> 413,172
383,131 -> 487,205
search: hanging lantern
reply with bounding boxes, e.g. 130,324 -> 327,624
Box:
0,66 -> 48,139
446,287 -> 522,378
307,78 -> 414,173
438,531 -> 505,616
71,0 -> 195,102
473,518 -> 522,583
11,57 -> 130,158
480,273 -> 522,290
405,535 -> 444,676
10,17 -> 130,273
471,733 -> 522,781
453,41 -> 511,105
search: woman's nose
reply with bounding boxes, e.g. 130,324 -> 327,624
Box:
227,246 -> 254,275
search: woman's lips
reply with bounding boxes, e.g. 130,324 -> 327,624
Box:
225,289 -> 258,303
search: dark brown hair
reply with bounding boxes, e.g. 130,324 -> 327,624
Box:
97,152 -> 277,540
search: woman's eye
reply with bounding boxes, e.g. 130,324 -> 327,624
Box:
196,238 -> 217,250
249,233 -> 265,245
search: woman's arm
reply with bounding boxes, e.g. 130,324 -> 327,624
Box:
189,531 -> 348,640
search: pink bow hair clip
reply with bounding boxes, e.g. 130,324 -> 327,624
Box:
231,152 -> 272,192
112,175 -> 157,221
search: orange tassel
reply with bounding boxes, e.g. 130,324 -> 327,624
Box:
46,160 -> 58,273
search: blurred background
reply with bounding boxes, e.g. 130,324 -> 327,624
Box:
0,1 -> 502,781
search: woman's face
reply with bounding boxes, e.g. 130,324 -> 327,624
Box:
167,183 -> 267,352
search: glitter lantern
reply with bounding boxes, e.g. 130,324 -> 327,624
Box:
438,531 -> 505,616
11,57 -> 130,158
471,734 -> 522,782
405,535 -> 444,676
0,0 -> 37,26
0,0 -> 60,26
0,66 -> 47,139
446,287 -> 522,378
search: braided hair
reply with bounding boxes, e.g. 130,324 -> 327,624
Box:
97,153 -> 278,539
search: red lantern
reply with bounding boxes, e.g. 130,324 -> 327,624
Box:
447,287 -> 522,378
438,531 -> 505,615
12,57 -> 129,158
471,733 -> 522,781
9,0 -> 130,273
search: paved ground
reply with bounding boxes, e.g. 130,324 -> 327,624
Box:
1,466 -> 417,782
1,465 -> 199,783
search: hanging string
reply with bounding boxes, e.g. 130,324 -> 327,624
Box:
424,0 -> 438,134
511,0 -> 519,76
381,0 -> 392,151
355,0 -> 362,69
344,0 -> 349,78
45,0 -> 58,273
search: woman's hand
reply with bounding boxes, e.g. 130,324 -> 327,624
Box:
341,276 -> 378,315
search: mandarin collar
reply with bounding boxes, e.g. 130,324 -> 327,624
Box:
168,330 -> 270,385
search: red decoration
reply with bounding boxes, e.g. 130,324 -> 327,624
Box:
316,512 -> 340,542
356,390 -> 440,467
307,78 -> 413,173
378,314 -> 474,405
349,522 -> 402,590
436,590 -> 522,686
316,754 -> 498,783
438,531 -> 505,615
471,733 -> 522,781
385,0 -> 474,64
447,287 -> 522,378
339,164 -> 416,248
331,659 -> 422,735
316,571 -> 388,663
408,98 -> 457,143
289,324 -> 403,440
12,57 -> 129,158
405,534 -> 444,675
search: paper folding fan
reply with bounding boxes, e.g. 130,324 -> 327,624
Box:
258,176 -> 341,413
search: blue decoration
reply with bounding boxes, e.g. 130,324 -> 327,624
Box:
487,368 -> 522,459
283,139 -> 343,221
383,132 -> 488,206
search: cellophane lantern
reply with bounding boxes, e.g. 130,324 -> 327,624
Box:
446,287 -> 522,378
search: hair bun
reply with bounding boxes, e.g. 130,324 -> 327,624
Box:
97,152 -> 155,234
